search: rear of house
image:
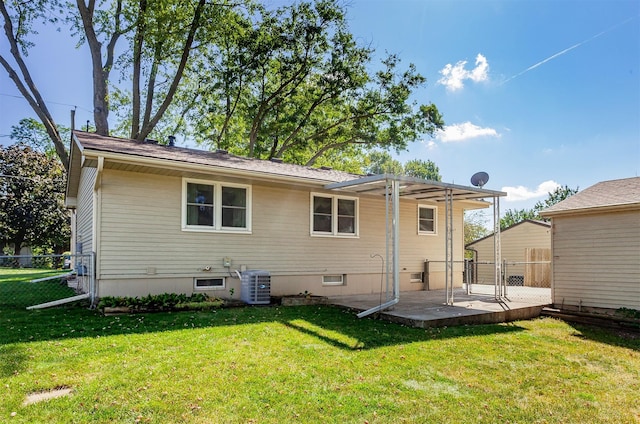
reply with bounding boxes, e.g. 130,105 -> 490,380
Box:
65,132 -> 499,300
466,220 -> 551,287
540,177 -> 640,313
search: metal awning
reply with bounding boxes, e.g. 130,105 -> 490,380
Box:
325,174 -> 506,202
325,174 -> 507,318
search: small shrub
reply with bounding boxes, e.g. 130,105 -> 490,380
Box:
617,307 -> 640,320
98,292 -> 221,312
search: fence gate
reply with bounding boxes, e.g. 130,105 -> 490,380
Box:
0,253 -> 96,310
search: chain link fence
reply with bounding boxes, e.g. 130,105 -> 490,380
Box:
464,259 -> 551,303
0,253 -> 95,310
421,259 -> 551,304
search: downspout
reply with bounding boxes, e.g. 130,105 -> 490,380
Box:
358,177 -> 400,318
93,156 -> 104,191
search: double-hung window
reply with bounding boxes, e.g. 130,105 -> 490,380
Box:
311,193 -> 358,237
418,205 -> 437,235
183,178 -> 251,232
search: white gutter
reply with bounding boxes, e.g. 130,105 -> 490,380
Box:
357,178 -> 400,318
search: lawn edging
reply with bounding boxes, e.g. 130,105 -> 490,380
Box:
541,307 -> 640,332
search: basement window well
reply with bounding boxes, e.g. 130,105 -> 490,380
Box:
410,273 -> 423,283
322,275 -> 345,286
194,277 -> 225,290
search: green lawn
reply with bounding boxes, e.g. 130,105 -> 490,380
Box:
1,270 -> 639,423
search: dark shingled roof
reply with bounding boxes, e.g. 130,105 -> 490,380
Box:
73,131 -> 361,184
541,177 -> 640,215
69,131 -> 505,204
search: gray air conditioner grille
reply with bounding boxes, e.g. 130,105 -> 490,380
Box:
241,270 -> 271,305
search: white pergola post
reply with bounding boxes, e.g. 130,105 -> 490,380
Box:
357,178 -> 400,318
493,196 -> 502,300
444,188 -> 454,305
322,174 -> 507,318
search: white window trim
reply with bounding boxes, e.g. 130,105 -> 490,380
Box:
194,277 -> 226,290
310,192 -> 359,237
417,204 -> 437,236
182,178 -> 252,233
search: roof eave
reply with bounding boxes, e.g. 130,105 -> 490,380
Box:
540,202 -> 640,217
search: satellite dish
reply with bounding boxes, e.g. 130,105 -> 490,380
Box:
470,171 -> 489,188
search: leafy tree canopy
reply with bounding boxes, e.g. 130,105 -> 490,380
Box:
500,185 -> 579,230
9,118 -> 70,158
464,210 -> 490,258
1,0 -> 443,173
0,144 -> 70,255
365,151 -> 441,181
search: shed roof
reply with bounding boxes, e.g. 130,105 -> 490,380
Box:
540,177 -> 640,216
465,219 -> 550,248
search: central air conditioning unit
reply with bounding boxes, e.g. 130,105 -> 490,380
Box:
241,270 -> 271,305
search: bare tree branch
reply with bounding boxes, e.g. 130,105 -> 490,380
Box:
136,0 -> 206,142
131,0 -> 147,139
0,1 -> 68,169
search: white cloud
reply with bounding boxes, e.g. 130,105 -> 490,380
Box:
438,54 -> 489,91
469,54 -> 489,82
436,122 -> 499,142
502,180 -> 560,202
421,140 -> 437,150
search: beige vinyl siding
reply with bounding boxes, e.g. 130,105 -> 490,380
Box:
551,210 -> 640,310
96,169 -> 467,296
470,222 -> 550,284
76,167 -> 96,255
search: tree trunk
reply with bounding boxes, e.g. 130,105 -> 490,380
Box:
76,0 -> 109,135
12,235 -> 24,257
76,0 -> 124,136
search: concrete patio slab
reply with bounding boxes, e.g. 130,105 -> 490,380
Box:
328,285 -> 552,328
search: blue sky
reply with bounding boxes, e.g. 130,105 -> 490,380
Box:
1,0 -> 639,216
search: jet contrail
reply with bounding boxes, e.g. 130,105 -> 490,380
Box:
502,15 -> 638,84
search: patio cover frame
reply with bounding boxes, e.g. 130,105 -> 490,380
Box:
325,174 -> 507,318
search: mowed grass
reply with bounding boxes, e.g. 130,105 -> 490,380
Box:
1,270 -> 639,423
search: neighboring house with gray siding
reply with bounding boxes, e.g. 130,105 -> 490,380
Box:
65,131 -> 503,300
540,177 -> 640,312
